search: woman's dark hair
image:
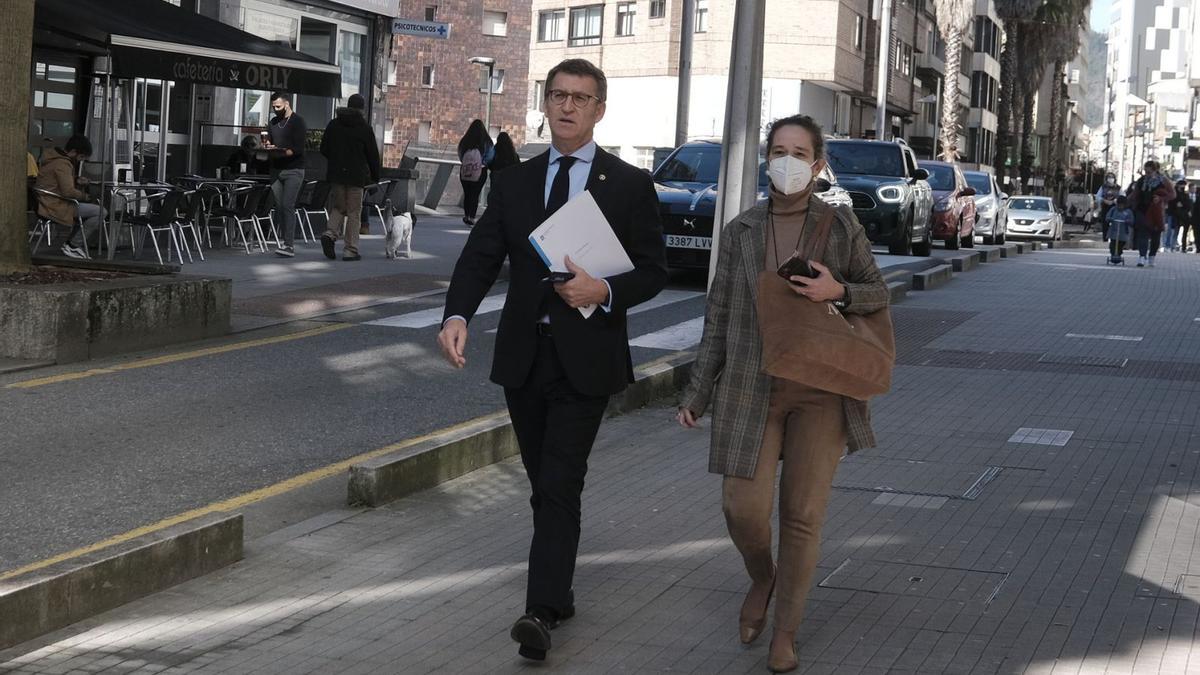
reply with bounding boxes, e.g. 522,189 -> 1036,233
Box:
457,119 -> 491,157
766,115 -> 825,160
240,135 -> 259,151
545,58 -> 607,102
492,132 -> 520,170
64,134 -> 92,157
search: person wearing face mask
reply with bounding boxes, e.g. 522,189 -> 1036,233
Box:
1129,161 -> 1173,267
263,91 -> 307,257
677,114 -> 888,673
1095,174 -> 1121,224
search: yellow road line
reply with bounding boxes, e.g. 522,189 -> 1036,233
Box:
0,410 -> 510,582
6,323 -> 353,390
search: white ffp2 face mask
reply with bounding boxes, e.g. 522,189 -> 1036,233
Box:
768,155 -> 816,196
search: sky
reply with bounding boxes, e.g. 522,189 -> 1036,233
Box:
1090,0 -> 1112,32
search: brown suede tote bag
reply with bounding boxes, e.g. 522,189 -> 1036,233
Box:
756,208 -> 895,401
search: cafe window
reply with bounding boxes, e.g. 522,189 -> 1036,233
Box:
650,0 -> 666,19
538,10 -> 565,42
569,6 -> 603,46
616,2 -> 636,36
483,10 -> 508,37
339,30 -> 367,103
241,7 -> 298,49
694,0 -> 708,33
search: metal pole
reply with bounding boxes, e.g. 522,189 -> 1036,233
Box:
158,81 -> 169,182
485,64 -> 493,133
708,0 -> 766,289
675,0 -> 695,147
933,75 -> 942,159
875,0 -> 893,140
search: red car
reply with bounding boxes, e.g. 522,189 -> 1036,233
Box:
918,160 -> 977,250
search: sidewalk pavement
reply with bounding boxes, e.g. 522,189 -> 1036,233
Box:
5,241 -> 1200,674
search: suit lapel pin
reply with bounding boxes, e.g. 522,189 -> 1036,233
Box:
599,174 -> 607,181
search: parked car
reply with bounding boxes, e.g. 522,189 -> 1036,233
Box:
918,160 -> 976,250
1005,195 -> 1064,240
653,139 -> 852,269
963,170 -> 1007,245
825,139 -> 934,256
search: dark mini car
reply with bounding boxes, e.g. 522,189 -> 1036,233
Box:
824,139 -> 934,256
918,160 -> 977,250
653,139 -> 851,270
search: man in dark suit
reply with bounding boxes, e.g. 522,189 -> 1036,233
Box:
437,59 -> 667,661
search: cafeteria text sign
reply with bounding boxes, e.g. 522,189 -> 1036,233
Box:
392,18 -> 451,39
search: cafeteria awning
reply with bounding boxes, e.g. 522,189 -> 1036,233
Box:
34,0 -> 342,96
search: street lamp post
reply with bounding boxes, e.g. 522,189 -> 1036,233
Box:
469,56 -> 496,133
917,76 -> 942,160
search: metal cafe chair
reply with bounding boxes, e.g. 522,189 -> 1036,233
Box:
361,179 -> 396,229
206,185 -> 267,254
296,180 -> 330,240
122,189 -> 188,265
176,190 -> 207,262
29,188 -> 89,258
252,186 -> 281,248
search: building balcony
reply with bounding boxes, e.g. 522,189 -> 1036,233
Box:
916,51 -> 945,79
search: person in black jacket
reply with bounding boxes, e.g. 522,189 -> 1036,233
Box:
264,91 -> 307,257
1191,188 -> 1200,254
1168,180 -> 1193,252
457,119 -> 493,225
319,94 -> 381,261
489,131 -> 521,174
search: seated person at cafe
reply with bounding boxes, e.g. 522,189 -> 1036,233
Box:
226,135 -> 270,176
35,134 -> 105,259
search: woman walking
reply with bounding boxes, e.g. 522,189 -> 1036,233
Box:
678,115 -> 889,673
488,131 -> 521,175
1129,161 -> 1174,267
456,119 -> 493,226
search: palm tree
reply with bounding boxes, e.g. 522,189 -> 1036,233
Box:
931,0 -> 974,161
1016,19 -> 1055,189
993,0 -> 1046,187
0,0 -> 35,273
1044,0 -> 1091,196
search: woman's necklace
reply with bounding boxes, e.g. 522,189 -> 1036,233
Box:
768,200 -> 808,267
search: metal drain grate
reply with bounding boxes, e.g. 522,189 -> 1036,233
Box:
834,458 -> 1002,500
819,559 -> 1009,606
1037,353 -> 1128,368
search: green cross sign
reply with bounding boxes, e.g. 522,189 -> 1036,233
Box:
1166,132 -> 1188,151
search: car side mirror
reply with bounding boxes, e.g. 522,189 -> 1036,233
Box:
1000,192 -> 1008,200
960,187 -> 976,197
912,168 -> 930,181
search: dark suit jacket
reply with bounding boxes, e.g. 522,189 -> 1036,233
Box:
443,147 -> 668,397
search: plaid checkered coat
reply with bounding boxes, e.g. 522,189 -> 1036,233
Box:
680,197 -> 890,478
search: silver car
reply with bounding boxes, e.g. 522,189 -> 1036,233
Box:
963,170 -> 1007,245
1005,195 -> 1064,240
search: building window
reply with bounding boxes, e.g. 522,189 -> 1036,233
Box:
649,0 -> 666,19
531,80 -> 546,112
538,9 -> 565,41
616,2 -> 636,36
569,6 -> 603,47
417,121 -> 431,143
694,0 -> 708,33
854,14 -> 864,51
634,146 -> 655,170
482,10 -> 508,37
421,65 -> 435,88
480,68 -> 505,94
384,117 -> 395,145
894,42 -> 912,76
386,59 -> 397,85
424,5 -> 437,21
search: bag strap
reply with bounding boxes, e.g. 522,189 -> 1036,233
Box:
802,206 -> 836,263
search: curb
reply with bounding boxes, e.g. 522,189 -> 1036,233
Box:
945,251 -> 981,272
977,247 -> 1001,263
348,351 -> 696,508
911,264 -> 954,291
0,513 -> 242,651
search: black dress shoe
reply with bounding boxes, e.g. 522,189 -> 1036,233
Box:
510,613 -> 552,660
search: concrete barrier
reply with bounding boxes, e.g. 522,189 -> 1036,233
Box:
0,513 -> 242,651
977,247 -> 1001,262
0,274 -> 231,363
999,243 -> 1019,258
944,251 -> 981,272
912,264 -> 954,291
887,280 -> 910,304
348,352 -> 695,508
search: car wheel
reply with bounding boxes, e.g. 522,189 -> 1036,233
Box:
996,231 -> 1005,245
983,233 -> 995,245
945,217 -> 961,250
888,215 -> 913,256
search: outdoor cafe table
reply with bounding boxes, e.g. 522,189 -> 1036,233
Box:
89,182 -> 174,260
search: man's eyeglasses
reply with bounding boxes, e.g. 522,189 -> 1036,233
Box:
546,89 -> 602,108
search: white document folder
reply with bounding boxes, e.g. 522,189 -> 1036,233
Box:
528,190 -> 634,318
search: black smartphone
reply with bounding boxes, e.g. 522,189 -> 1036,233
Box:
543,271 -> 576,283
777,255 -> 818,281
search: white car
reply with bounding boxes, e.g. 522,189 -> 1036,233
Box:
1005,195 -> 1064,240
963,170 -> 1007,245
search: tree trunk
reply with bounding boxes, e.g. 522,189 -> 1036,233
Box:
0,0 -> 35,274
1019,90 -> 1036,191
994,23 -> 1020,186
1046,58 -> 1065,195
939,30 -> 963,161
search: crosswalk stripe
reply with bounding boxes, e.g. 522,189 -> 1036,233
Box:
483,289 -> 706,334
365,293 -> 506,329
629,317 -> 705,351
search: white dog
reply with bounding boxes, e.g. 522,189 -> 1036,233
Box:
384,211 -> 413,259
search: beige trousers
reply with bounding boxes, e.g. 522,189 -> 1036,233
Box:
324,184 -> 364,256
722,377 -> 847,632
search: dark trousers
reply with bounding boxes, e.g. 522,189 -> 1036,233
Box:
504,333 -> 608,617
1109,239 -> 1126,258
461,168 -> 488,220
1135,229 -> 1162,258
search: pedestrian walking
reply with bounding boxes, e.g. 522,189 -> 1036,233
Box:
1167,180 -> 1192,253
319,93 -> 381,262
1105,195 -> 1134,265
1191,189 -> 1200,254
436,58 -> 667,663
488,131 -> 521,174
35,134 -> 105,259
677,114 -> 890,673
1094,174 -> 1121,225
264,91 -> 307,257
457,119 -> 493,226
1129,161 -> 1173,267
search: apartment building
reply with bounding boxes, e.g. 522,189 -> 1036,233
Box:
524,0 -> 922,165
381,0 -> 532,165
963,0 -> 1000,172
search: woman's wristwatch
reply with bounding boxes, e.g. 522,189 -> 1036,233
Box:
833,285 -> 850,310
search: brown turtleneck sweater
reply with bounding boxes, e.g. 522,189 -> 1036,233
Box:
765,185 -> 814,271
